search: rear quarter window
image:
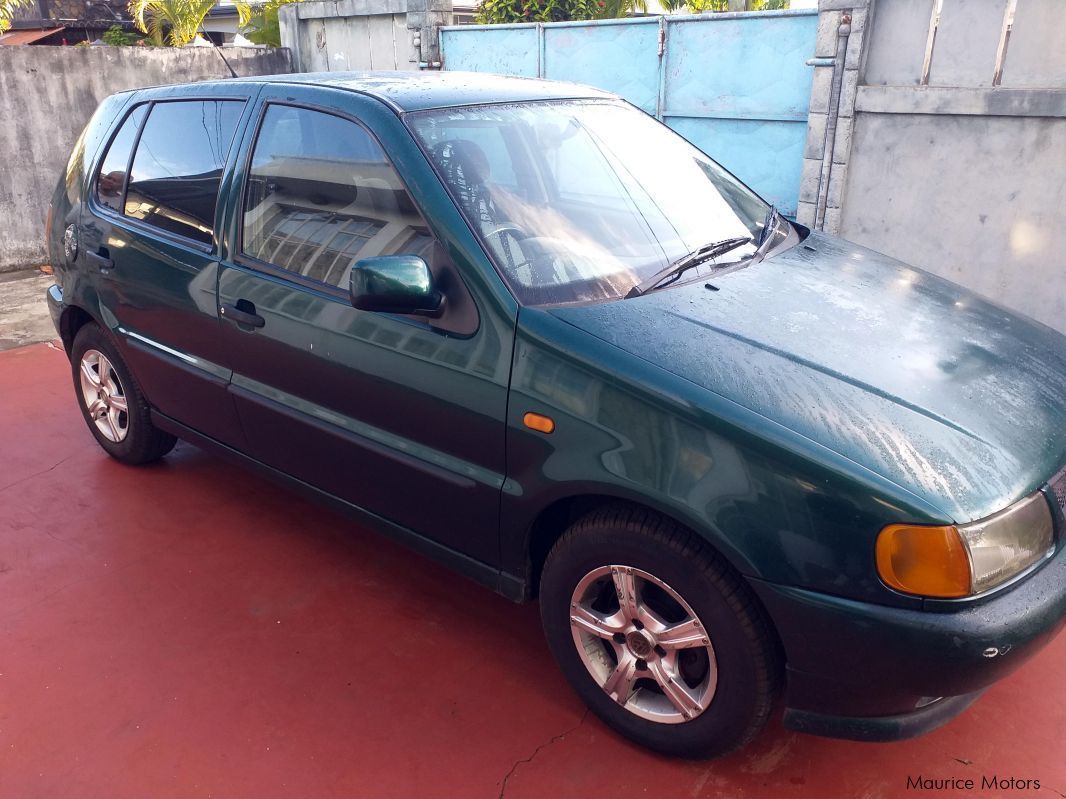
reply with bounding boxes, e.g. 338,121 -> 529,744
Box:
94,104 -> 147,212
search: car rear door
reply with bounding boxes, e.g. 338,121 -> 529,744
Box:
81,84 -> 260,447
214,84 -> 517,566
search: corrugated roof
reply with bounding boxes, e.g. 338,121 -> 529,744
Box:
0,27 -> 65,45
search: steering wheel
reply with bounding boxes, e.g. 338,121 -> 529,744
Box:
483,224 -> 559,284
483,224 -> 529,244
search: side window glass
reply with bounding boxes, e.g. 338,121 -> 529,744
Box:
94,104 -> 147,212
124,100 -> 243,245
242,105 -> 436,288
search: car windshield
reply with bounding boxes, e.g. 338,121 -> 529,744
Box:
409,99 -> 779,305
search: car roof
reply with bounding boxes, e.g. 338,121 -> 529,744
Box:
148,70 -> 618,113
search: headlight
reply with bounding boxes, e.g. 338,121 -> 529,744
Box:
876,491 -> 1055,598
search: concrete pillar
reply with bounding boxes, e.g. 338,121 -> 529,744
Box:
407,0 -> 452,67
797,0 -> 872,233
278,3 -> 301,70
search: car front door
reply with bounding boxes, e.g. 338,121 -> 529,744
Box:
214,86 -> 516,566
81,86 -> 259,446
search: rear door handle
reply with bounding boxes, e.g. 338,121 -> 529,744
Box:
220,301 -> 265,329
86,250 -> 113,271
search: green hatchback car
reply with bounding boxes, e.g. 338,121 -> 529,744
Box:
46,72 -> 1066,758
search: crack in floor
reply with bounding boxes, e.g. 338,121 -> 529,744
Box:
497,709 -> 589,798
0,452 -> 80,495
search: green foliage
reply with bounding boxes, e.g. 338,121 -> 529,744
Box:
127,0 -> 218,45
685,0 -> 787,12
685,0 -> 725,11
473,0 -> 784,20
102,23 -> 140,45
475,0 -> 598,24
592,0 -> 646,18
0,0 -> 33,33
241,0 -> 299,47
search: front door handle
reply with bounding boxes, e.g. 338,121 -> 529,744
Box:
220,301 -> 265,330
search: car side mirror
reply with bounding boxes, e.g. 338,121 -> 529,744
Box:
349,255 -> 443,317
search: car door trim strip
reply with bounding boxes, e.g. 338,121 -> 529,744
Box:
119,327 -> 231,382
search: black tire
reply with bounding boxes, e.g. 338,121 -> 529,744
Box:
71,323 -> 176,465
539,505 -> 780,759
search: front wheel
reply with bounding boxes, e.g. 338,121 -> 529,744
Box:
539,506 -> 781,759
71,323 -> 176,465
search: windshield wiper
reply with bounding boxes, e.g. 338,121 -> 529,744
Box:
625,236 -> 752,298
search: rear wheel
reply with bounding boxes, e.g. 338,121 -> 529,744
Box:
71,323 -> 176,465
540,505 -> 780,758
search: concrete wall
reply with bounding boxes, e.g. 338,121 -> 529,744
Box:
0,46 -> 291,272
801,0 -> 1066,333
279,0 -> 413,72
278,0 -> 451,71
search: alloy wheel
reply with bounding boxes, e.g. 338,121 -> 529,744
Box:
79,349 -> 129,443
569,565 -> 718,724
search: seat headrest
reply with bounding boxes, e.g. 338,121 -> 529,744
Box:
436,139 -> 491,188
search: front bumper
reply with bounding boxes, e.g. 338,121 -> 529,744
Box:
783,691 -> 984,743
751,537 -> 1066,741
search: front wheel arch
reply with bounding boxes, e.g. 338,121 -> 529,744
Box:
538,503 -> 785,757
523,493 -> 756,600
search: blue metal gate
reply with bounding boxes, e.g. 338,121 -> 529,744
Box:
440,10 -> 817,215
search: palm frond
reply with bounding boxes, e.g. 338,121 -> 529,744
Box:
1,0 -> 35,32
240,0 -> 298,47
234,0 -> 254,28
128,0 -> 149,34
187,0 -> 218,40
127,0 -> 220,46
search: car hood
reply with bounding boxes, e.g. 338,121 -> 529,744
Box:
550,232 -> 1066,522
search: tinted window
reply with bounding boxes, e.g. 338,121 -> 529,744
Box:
242,105 -> 435,288
95,104 -> 147,212
124,100 -> 243,245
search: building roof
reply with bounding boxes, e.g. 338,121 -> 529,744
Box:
0,26 -> 65,45
203,70 -> 616,112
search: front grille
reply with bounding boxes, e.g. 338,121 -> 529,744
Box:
1051,465 -> 1066,517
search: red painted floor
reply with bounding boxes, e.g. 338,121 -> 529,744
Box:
0,341 -> 1063,798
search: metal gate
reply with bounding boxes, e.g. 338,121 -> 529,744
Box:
440,10 -> 817,215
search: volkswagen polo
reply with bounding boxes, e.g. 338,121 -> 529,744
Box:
44,72 -> 1066,758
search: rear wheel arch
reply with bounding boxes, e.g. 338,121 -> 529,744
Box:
70,321 -> 176,464
59,304 -> 98,356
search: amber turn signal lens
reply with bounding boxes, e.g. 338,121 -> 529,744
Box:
523,412 -> 555,434
876,524 -> 972,598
